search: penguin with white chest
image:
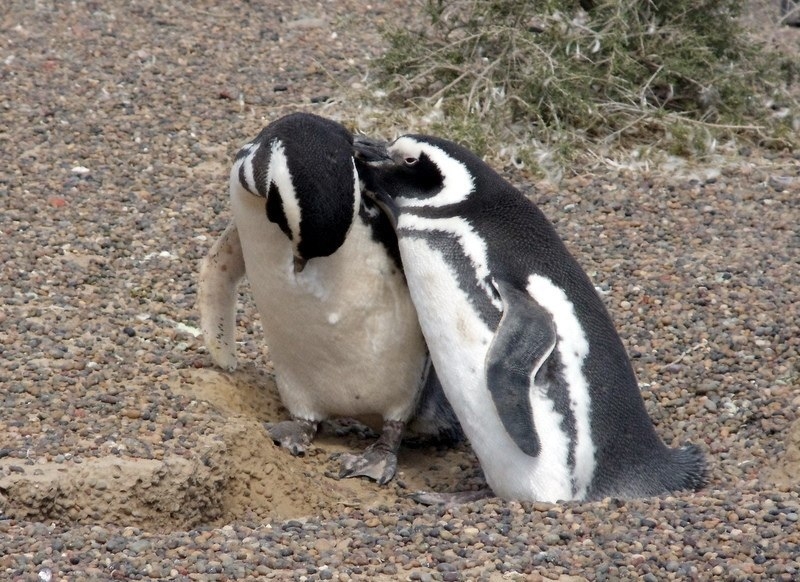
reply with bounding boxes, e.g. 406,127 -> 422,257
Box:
355,134 -> 706,502
198,114 -> 459,484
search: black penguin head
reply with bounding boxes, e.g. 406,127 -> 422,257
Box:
355,134 -> 477,222
250,113 -> 360,271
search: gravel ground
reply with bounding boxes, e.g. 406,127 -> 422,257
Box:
1,1 -> 799,580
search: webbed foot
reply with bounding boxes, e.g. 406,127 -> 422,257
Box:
337,419 -> 404,485
410,489 -> 493,507
338,448 -> 398,485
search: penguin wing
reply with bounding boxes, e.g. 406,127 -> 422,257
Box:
198,221 -> 246,371
485,279 -> 557,457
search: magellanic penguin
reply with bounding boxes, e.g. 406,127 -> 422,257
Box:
198,113 -> 460,484
355,134 -> 707,502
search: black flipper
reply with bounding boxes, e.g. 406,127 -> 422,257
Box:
485,279 -> 557,457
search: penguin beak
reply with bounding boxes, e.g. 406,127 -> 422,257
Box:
352,136 -> 399,228
293,256 -> 307,273
369,188 -> 399,230
353,135 -> 391,163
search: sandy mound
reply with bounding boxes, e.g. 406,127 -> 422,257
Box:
0,366 -> 480,531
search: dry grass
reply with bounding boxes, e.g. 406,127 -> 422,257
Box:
362,0 -> 799,175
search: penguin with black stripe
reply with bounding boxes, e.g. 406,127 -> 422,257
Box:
354,134 -> 706,502
198,113 -> 460,484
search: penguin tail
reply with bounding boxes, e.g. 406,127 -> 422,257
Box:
664,442 -> 708,492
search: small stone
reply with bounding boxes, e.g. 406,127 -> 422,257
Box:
767,176 -> 793,191
543,533 -> 561,545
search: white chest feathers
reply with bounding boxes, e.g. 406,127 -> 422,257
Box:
397,234 -> 598,501
230,183 -> 429,424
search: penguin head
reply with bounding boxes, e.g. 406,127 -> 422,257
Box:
254,113 -> 361,272
355,134 -> 477,223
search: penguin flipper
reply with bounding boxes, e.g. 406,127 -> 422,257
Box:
198,221 -> 246,371
485,279 -> 557,457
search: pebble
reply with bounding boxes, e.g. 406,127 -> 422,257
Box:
1,0 -> 799,581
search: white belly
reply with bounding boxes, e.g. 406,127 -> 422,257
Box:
398,236 -> 576,502
231,182 -> 427,422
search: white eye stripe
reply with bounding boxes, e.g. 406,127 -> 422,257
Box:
351,157 -> 360,219
235,142 -> 261,196
390,137 -> 474,208
267,140 -> 302,249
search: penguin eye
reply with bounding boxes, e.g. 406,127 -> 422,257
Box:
403,157 -> 418,166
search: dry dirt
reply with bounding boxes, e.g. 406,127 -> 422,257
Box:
1,359 -> 483,531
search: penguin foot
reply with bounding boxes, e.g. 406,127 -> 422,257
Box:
338,448 -> 398,485
410,488 -> 493,507
337,419 -> 405,485
265,419 -> 318,456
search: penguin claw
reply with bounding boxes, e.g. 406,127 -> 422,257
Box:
337,449 -> 398,485
336,418 -> 405,484
409,489 -> 493,507
264,419 -> 317,456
